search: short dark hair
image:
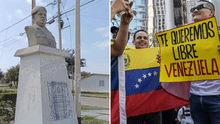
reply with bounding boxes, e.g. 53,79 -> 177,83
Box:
199,0 -> 215,11
133,29 -> 148,41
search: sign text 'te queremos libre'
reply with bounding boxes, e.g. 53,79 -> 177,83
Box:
156,17 -> 220,82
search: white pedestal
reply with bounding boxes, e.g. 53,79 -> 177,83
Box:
14,45 -> 78,124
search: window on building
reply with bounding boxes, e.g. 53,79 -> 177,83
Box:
158,11 -> 160,14
99,80 -> 104,87
159,27 -> 161,30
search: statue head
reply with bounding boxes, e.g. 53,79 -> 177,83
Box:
32,6 -> 47,27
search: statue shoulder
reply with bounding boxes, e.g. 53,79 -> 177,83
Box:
25,26 -> 36,33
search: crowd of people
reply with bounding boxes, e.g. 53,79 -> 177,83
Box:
111,0 -> 220,124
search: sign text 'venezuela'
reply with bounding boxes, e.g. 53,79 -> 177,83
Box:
156,17 -> 220,82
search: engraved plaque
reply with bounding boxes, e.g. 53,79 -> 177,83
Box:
47,81 -> 73,121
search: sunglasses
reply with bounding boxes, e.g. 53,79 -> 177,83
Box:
190,4 -> 211,13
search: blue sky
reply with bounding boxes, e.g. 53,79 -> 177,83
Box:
0,0 -> 109,74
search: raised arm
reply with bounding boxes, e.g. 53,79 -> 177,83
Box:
111,1 -> 133,57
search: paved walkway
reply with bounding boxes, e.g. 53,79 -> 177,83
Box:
81,97 -> 109,108
81,97 -> 109,122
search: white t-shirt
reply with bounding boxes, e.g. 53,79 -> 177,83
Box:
190,80 -> 220,96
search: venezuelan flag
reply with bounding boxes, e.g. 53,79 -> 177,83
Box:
111,47 -> 189,124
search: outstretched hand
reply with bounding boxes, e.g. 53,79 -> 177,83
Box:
112,0 -> 130,13
120,1 -> 134,25
156,51 -> 161,63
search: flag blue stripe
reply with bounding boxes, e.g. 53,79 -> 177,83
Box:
125,67 -> 161,96
111,56 -> 119,91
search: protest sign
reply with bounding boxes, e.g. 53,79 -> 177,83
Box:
156,17 -> 220,82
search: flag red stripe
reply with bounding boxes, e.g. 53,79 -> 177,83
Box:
126,88 -> 189,117
111,91 -> 120,124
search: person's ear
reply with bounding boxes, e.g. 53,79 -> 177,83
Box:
210,10 -> 215,17
132,40 -> 135,45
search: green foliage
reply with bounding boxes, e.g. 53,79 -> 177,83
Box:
81,91 -> 109,98
82,115 -> 108,124
81,105 -> 108,110
6,65 -> 19,82
0,93 -> 17,123
81,71 -> 91,77
64,49 -> 86,79
0,69 -> 4,80
149,33 -> 159,48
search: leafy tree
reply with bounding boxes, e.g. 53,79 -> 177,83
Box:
81,71 -> 91,77
0,69 -> 4,80
64,49 -> 86,79
6,65 -> 19,83
149,33 -> 159,48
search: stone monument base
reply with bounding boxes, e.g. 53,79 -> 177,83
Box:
14,45 -> 78,124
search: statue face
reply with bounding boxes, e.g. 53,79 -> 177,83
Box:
34,10 -> 47,27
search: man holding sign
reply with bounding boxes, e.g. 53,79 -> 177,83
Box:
157,1 -> 220,124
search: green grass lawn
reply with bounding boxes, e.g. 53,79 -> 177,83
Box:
82,116 -> 108,124
81,91 -> 109,98
81,105 -> 108,110
81,105 -> 109,124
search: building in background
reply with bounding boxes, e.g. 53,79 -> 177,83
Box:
80,73 -> 109,93
133,0 -> 149,32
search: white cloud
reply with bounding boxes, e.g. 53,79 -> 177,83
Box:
92,39 -> 109,49
26,0 -> 31,4
7,15 -> 12,20
16,9 -> 25,18
95,27 -> 109,38
16,9 -> 22,14
26,0 -> 47,6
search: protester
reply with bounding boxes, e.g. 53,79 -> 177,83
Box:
127,29 -> 162,124
132,29 -> 149,49
176,105 -> 194,124
111,26 -> 119,41
111,26 -> 131,42
156,1 -> 220,124
111,0 -> 133,57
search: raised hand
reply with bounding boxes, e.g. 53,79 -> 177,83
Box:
156,51 -> 161,63
120,1 -> 134,25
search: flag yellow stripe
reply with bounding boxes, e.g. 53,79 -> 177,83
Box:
124,47 -> 160,71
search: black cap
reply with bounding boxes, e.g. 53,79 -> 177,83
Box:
111,26 -> 119,33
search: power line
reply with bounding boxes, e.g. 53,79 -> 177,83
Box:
61,0 -> 72,49
0,35 -> 20,43
0,30 -> 7,60
0,1 -> 56,35
47,0 -> 95,22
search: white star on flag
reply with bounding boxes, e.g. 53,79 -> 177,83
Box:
142,74 -> 147,79
148,72 -> 152,77
135,84 -> 139,88
153,71 -> 157,76
138,78 -> 142,83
